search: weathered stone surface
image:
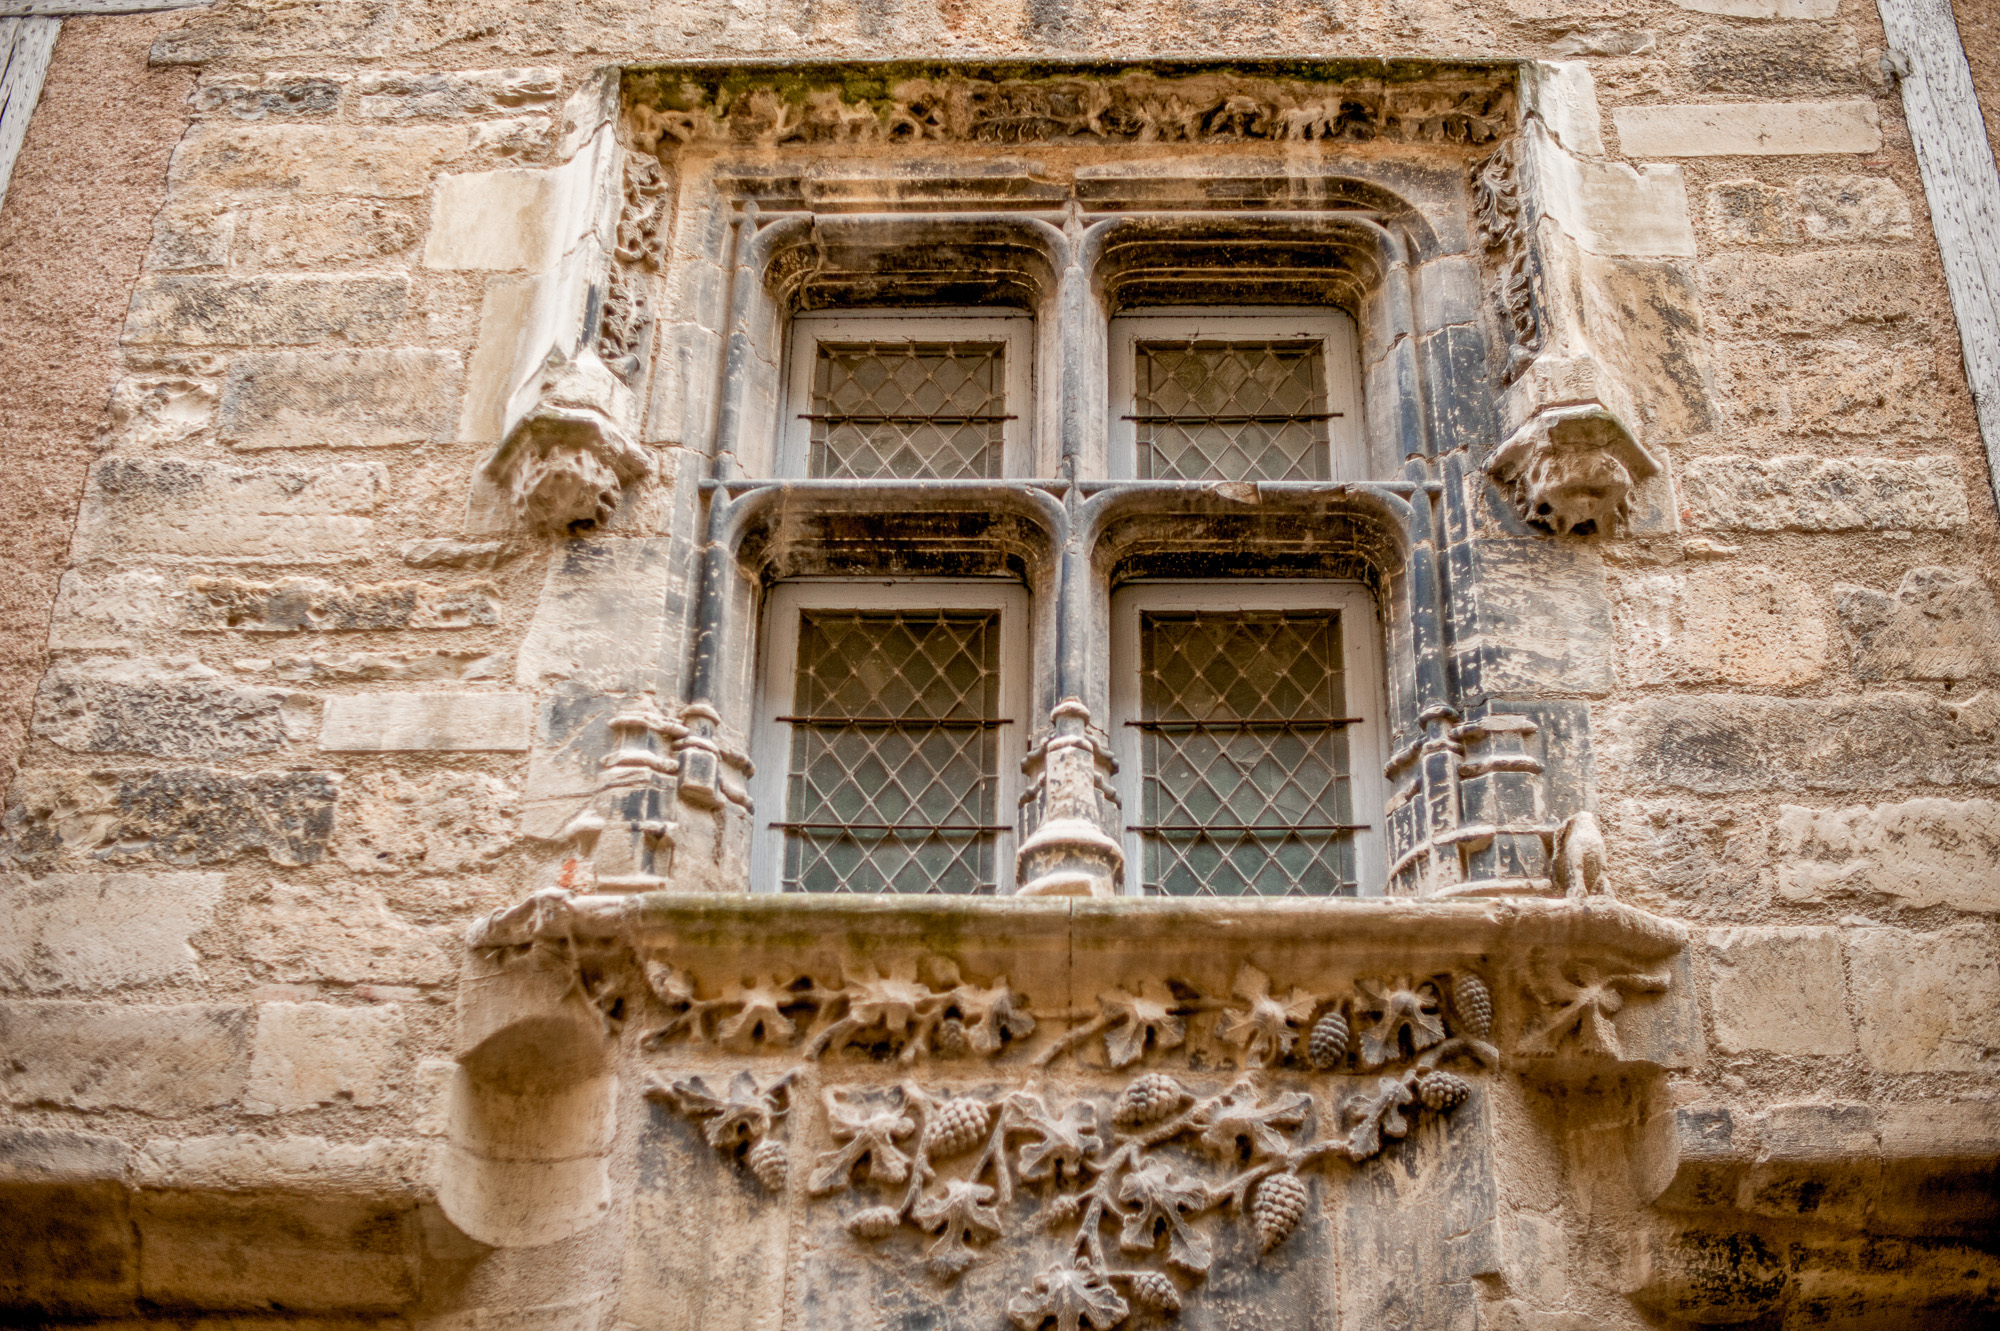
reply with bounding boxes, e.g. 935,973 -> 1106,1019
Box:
134,1133 -> 434,1195
1613,100 -> 1881,156
246,1001 -> 406,1114
1689,26 -> 1857,95
355,68 -> 562,119
32,658 -> 291,759
423,168 -> 560,271
218,349 -> 460,450
235,199 -> 422,267
1600,693 -> 2000,793
248,651 -> 508,683
330,769 -> 521,875
241,881 -> 453,987
1680,456 -> 1968,532
1796,174 -> 1914,242
1777,798 -> 2000,912
1834,567 -> 2000,681
124,275 -> 408,347
1706,927 -> 1855,1055
147,200 -> 232,269
183,576 -> 500,632
169,123 -> 475,197
2,769 -> 338,869
1846,926 -> 2000,1073
0,872 -> 224,993
1700,251 -> 1925,333
1707,180 -> 1794,244
195,72 -> 344,120
1673,0 -> 1836,15
46,571 -> 171,652
1617,564 -> 1826,687
515,538 -> 678,691
1712,339 -> 1952,438
319,693 -> 532,751
135,1189 -> 422,1311
0,1000 -> 253,1114
1607,799 -> 1767,914
98,362 -> 224,448
1459,539 -> 1617,697
74,459 -> 386,565
400,538 -> 510,569
0,1128 -> 137,1314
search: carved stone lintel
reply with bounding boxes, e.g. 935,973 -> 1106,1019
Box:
1487,402 -> 1660,537
1016,700 -> 1123,897
487,351 -> 653,533
626,67 -> 1515,154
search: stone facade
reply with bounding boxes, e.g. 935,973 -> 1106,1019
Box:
0,2 -> 1998,1330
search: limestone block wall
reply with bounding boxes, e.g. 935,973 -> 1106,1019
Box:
0,1 -> 1996,1328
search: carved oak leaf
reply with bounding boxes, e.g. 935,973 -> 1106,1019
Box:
1117,1159 -> 1215,1275
947,976 -> 1037,1055
1214,964 -> 1319,1066
1342,1076 -> 1415,1161
808,1088 -> 916,1195
1353,976 -> 1447,1069
842,958 -> 937,1035
1522,959 -> 1670,1059
714,974 -> 799,1050
651,1070 -> 791,1154
1098,980 -> 1187,1068
1193,1080 -> 1311,1163
1009,1093 -> 1103,1185
642,956 -> 694,1007
1008,1263 -> 1130,1331
910,1179 -> 1002,1281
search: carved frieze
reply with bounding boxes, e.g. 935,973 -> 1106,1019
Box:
625,66 -> 1515,153
1471,141 -> 1544,379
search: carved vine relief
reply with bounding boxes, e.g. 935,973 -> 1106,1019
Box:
469,891 -> 1673,1330
645,963 -> 1500,1331
1470,140 -> 1543,378
625,69 -> 1514,153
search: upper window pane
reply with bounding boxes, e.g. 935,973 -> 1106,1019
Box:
810,341 -> 1007,480
1136,609 -> 1358,897
1133,339 -> 1331,482
782,609 -> 1002,894
1109,311 -> 1362,483
783,314 -> 1031,480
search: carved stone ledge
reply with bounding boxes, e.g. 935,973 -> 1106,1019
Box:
1487,401 -> 1661,538
466,890 -> 1692,1073
485,351 -> 654,533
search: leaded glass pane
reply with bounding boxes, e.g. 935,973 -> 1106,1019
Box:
810,341 -> 1006,480
1137,611 -> 1356,897
1133,339 -> 1331,482
783,610 -> 1001,894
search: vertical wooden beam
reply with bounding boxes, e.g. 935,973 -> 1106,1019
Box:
1877,0 -> 2000,508
0,14 -> 59,214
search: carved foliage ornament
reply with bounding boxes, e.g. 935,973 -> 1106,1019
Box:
1470,141 -> 1544,375
625,68 -> 1514,153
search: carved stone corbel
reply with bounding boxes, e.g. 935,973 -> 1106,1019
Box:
485,350 -> 654,532
1487,402 -> 1660,537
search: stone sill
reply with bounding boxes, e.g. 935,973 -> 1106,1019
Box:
542,889 -> 1687,969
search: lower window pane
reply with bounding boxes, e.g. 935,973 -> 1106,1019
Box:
1137,610 -> 1356,897
781,609 -> 1001,894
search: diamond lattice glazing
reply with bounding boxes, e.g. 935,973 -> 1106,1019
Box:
810,341 -> 1006,480
1134,339 -> 1330,482
1138,611 -> 1355,896
784,610 -> 1002,894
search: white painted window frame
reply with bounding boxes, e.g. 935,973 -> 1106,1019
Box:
1106,308 -> 1364,483
1109,580 -> 1389,898
780,311 -> 1035,480
749,578 -> 1032,896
